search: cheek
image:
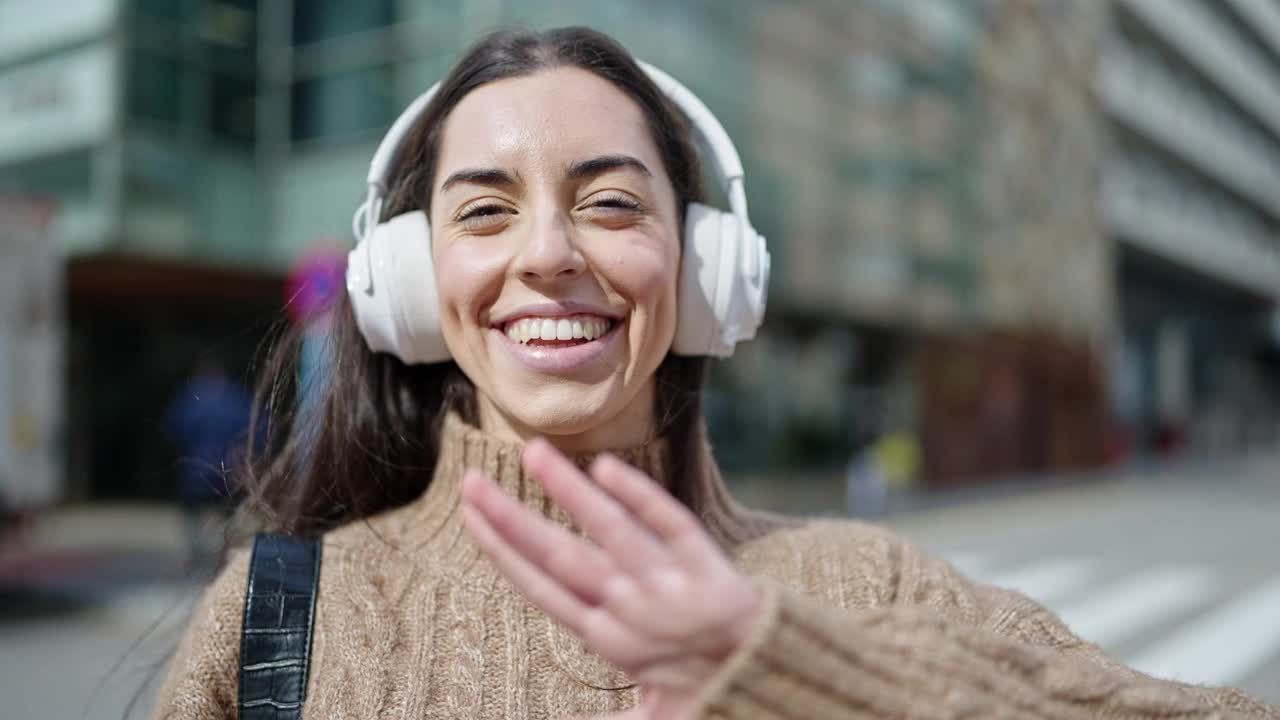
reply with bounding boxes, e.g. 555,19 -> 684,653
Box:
596,241 -> 679,329
433,241 -> 504,333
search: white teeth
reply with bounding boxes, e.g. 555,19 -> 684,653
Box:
502,314 -> 614,345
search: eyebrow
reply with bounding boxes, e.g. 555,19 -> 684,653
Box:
438,154 -> 651,193
439,167 -> 519,193
568,154 -> 652,180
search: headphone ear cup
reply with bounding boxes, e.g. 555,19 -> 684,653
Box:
673,202 -> 731,357
672,202 -> 769,358
346,211 -> 452,364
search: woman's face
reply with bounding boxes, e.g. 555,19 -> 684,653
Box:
430,66 -> 681,450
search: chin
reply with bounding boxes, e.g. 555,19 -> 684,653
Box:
502,386 -> 618,437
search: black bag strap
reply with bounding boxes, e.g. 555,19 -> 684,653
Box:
238,532 -> 322,720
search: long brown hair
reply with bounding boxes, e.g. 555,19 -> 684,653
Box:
236,27 -> 717,538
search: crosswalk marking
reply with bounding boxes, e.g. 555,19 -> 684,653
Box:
1127,575 -> 1280,686
1055,567 -> 1216,649
941,552 -> 1280,690
980,557 -> 1095,605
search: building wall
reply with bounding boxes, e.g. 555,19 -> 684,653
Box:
1099,0 -> 1280,453
972,0 -> 1111,340
0,0 -> 121,257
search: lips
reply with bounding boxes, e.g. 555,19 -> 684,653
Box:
502,314 -> 617,345
491,316 -> 623,374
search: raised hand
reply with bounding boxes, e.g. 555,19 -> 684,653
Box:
460,438 -> 763,719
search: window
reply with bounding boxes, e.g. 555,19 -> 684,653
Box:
290,65 -> 393,142
211,72 -> 256,143
201,0 -> 259,74
134,0 -> 200,24
292,0 -> 392,45
127,50 -> 187,127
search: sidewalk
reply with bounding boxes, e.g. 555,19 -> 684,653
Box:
726,446 -> 1280,519
0,503 -> 198,605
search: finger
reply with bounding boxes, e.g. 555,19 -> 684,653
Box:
461,499 -> 589,628
522,439 -> 668,574
461,470 -> 614,605
590,454 -> 723,569
465,501 -> 664,670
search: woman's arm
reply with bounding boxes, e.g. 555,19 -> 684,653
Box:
149,549 -> 249,720
688,579 -> 1278,719
462,442 -> 1278,719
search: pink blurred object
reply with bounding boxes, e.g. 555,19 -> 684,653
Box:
285,244 -> 347,326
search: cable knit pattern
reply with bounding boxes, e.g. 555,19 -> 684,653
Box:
152,414 -> 1279,719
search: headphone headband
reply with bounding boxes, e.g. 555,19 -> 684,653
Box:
356,60 -> 752,239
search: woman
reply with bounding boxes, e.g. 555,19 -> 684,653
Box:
153,27 -> 1277,719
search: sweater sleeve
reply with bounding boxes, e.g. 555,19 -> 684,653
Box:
691,549 -> 1279,718
149,548 -> 250,720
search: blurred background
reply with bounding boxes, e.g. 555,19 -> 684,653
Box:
1,0 -> 1278,715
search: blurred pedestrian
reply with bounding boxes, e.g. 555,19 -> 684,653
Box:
151,27 -> 1277,719
163,354 -> 252,568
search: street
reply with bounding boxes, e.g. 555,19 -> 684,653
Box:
881,451 -> 1280,703
1,453 -> 1277,718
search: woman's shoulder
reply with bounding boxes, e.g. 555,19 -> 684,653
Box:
734,516 -> 977,612
318,498 -> 439,558
151,547 -> 253,715
193,545 -> 254,623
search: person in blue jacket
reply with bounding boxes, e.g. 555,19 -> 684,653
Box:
164,355 -> 253,566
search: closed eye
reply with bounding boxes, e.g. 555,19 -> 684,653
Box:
458,203 -> 511,221
594,197 -> 641,210
587,192 -> 642,211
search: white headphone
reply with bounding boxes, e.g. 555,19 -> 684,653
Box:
345,61 -> 769,364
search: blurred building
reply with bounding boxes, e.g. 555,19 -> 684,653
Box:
726,0 -> 1280,481
1097,0 -> 1280,458
4,0 -> 1278,501
727,1 -> 1114,482
0,0 -> 279,501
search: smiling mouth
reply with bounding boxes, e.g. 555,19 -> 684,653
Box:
501,315 -> 619,347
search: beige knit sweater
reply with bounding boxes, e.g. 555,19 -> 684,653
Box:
153,413 -> 1279,719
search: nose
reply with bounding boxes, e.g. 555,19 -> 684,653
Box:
512,212 -> 587,283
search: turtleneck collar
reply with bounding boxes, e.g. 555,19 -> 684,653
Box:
388,411 -> 668,554
439,410 -> 669,510
384,410 -> 786,565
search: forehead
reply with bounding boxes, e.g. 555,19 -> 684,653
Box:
435,66 -> 662,180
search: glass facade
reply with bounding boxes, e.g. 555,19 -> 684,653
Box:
290,65 -> 394,142
121,0 -> 261,263
293,0 -> 392,46
129,0 -> 257,143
